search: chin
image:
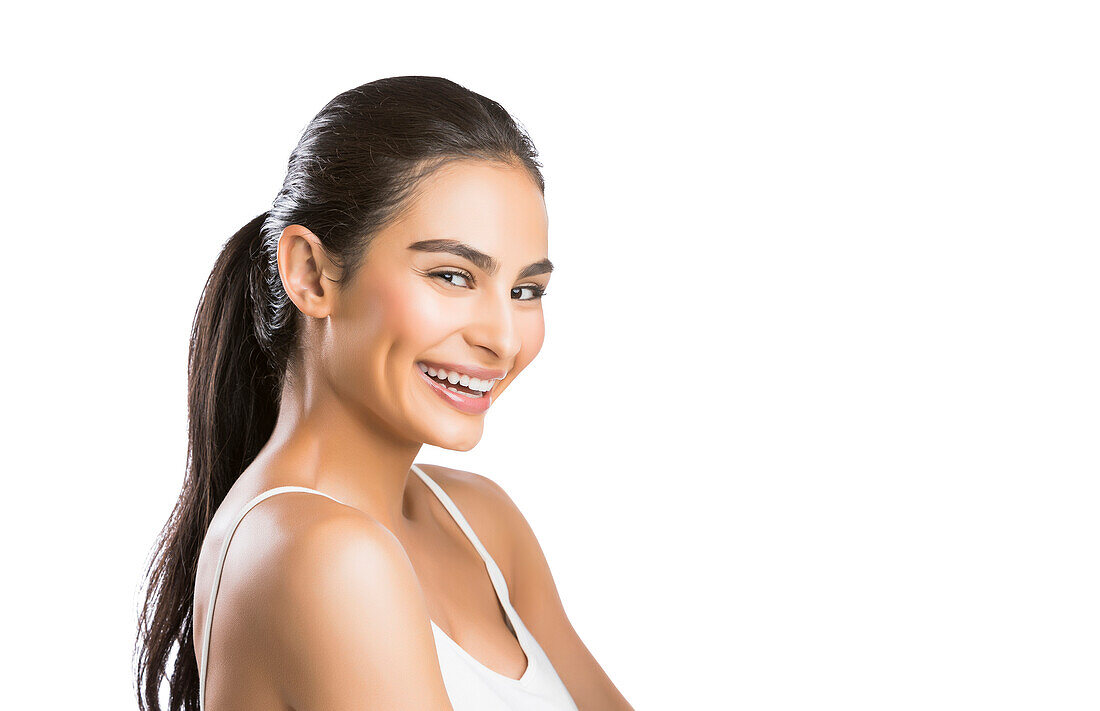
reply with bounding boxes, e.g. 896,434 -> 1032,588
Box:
419,418 -> 485,452
430,432 -> 482,453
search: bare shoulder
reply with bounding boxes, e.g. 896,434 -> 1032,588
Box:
418,462 -> 517,512
415,463 -> 522,562
414,463 -> 546,601
249,497 -> 454,711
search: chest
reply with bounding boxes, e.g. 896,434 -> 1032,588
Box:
398,495 -> 529,680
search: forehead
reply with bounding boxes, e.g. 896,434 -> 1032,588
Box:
377,159 -> 548,259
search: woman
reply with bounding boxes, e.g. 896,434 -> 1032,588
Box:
134,77 -> 633,711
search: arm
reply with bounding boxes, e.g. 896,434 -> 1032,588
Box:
484,477 -> 635,711
261,510 -> 454,711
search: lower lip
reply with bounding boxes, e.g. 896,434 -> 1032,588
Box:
417,366 -> 495,414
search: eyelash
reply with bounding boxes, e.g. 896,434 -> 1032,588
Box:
429,269 -> 549,301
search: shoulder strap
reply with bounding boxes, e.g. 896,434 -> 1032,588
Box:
409,464 -> 519,616
199,486 -> 345,711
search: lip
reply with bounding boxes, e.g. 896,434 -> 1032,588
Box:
417,365 -> 496,415
416,360 -> 507,381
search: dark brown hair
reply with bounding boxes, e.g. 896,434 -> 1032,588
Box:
133,76 -> 544,711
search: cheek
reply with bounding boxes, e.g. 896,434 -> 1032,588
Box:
515,312 -> 546,367
328,276 -> 441,389
377,280 -> 454,344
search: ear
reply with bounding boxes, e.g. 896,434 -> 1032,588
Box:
277,224 -> 342,319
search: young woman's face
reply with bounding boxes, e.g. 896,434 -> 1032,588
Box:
324,160 -> 551,450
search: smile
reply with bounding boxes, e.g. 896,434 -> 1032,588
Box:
416,362 -> 498,414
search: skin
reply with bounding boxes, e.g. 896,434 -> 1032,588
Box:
191,160 -> 634,710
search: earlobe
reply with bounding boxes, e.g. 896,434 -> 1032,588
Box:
277,224 -> 339,319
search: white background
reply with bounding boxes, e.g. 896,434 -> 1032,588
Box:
2,2 -> 1097,709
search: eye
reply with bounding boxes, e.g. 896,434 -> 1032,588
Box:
428,269 -> 548,301
429,269 -> 473,288
513,284 -> 549,301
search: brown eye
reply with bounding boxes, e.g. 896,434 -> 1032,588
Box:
430,270 -> 473,288
512,285 -> 548,301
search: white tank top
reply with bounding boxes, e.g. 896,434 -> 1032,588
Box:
198,463 -> 579,711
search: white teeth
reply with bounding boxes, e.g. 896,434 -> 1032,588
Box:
417,362 -> 500,393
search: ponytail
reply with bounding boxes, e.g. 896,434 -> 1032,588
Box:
134,211 -> 280,711
188,210 -> 280,509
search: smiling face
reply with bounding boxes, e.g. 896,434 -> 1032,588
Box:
317,159 -> 551,450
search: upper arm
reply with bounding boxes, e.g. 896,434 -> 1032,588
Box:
474,474 -> 635,711
262,510 -> 454,711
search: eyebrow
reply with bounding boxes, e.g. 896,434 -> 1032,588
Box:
407,238 -> 554,279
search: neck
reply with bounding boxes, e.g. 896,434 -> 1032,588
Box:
255,364 -> 427,535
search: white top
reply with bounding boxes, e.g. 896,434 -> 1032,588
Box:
198,463 -> 579,711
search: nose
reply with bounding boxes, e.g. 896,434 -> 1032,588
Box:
464,288 -> 523,363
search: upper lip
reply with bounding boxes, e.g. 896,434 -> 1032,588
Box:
417,360 -> 508,381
